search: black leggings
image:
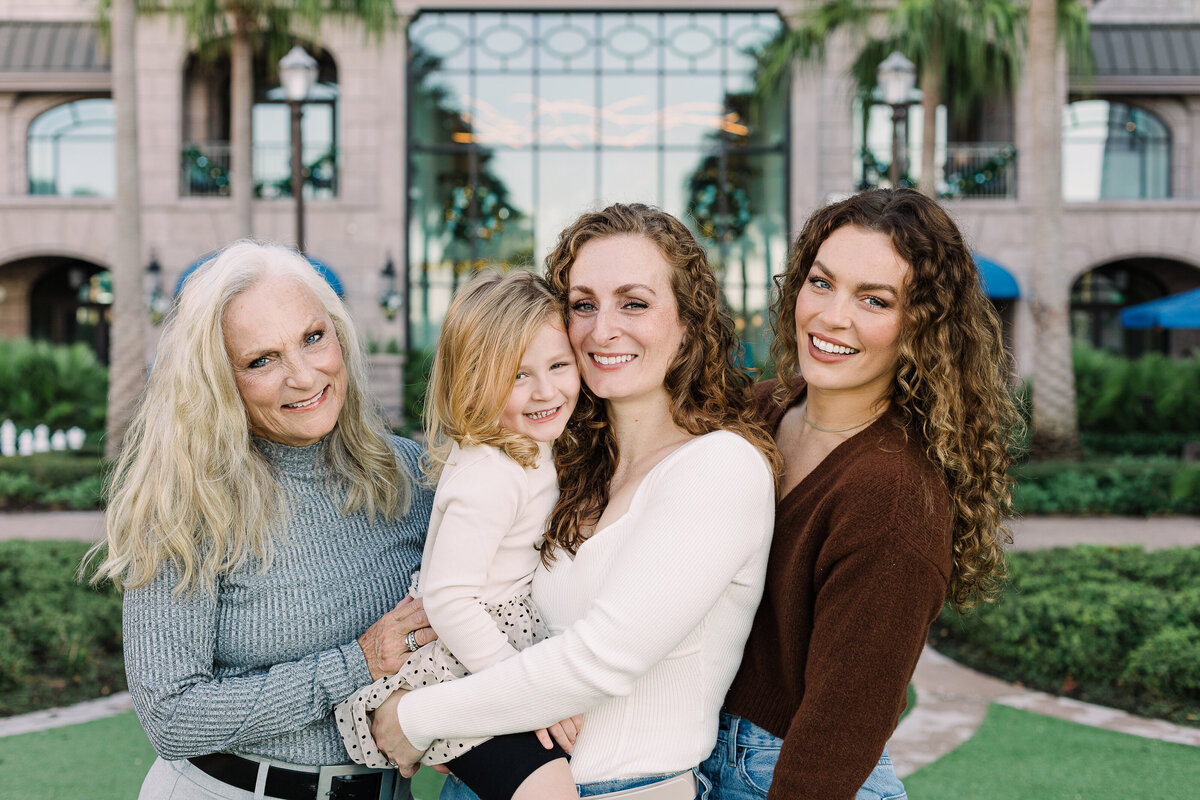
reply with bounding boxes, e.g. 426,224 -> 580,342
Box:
447,731 -> 569,800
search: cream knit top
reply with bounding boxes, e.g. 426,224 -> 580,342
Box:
396,430 -> 775,782
417,441 -> 557,673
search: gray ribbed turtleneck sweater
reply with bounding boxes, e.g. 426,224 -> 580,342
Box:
123,435 -> 432,766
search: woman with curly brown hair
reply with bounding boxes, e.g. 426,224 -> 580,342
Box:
370,203 -> 778,800
700,187 -> 1019,800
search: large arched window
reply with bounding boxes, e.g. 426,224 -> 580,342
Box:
28,99 -> 115,197
1063,101 -> 1169,201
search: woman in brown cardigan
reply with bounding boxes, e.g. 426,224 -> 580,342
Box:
701,188 -> 1019,800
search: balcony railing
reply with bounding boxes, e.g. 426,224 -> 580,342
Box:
859,143 -> 1017,200
180,141 -> 337,199
939,143 -> 1017,199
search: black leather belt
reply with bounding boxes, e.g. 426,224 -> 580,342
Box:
188,753 -> 387,800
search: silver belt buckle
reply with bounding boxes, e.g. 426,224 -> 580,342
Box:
315,764 -> 395,799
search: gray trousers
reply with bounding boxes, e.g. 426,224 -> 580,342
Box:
138,756 -> 412,800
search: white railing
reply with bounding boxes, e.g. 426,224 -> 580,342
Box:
0,419 -> 86,457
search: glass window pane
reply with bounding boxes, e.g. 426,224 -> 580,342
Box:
539,14 -> 597,73
1063,100 -> 1170,201
536,149 -> 596,257
410,13 -> 471,72
600,13 -> 660,73
411,72 -> 471,147
28,99 -> 115,197
662,149 -> 703,221
662,73 -> 725,148
727,14 -> 779,78
476,149 -> 535,267
601,73 -> 659,148
598,149 -> 659,207
662,14 -> 723,72
473,74 -> 535,148
475,13 -> 535,72
537,74 -> 597,148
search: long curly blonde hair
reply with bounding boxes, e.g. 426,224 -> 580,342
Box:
542,203 -> 780,563
771,189 -> 1019,611
422,269 -> 565,480
90,241 -> 413,596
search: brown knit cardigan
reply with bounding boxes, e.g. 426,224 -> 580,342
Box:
722,378 -> 953,799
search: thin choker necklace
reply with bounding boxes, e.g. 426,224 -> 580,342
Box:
802,407 -> 885,434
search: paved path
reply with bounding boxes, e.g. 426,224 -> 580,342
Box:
0,510 -> 105,541
4,511 -> 1200,765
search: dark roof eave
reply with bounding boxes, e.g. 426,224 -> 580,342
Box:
1071,74 -> 1200,94
0,72 -> 111,92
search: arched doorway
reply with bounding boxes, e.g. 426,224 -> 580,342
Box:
1071,257 -> 1200,357
24,258 -> 112,363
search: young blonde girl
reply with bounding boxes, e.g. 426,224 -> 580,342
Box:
336,270 -> 581,800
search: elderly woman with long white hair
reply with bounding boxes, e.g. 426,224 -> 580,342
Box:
90,241 -> 434,800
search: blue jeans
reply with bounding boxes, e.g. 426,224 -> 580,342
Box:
440,767 -> 711,799
698,713 -> 907,800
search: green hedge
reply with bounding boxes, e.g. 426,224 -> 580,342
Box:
0,451 -> 108,510
402,348 -> 434,436
934,546 -> 1200,727
1073,345 -> 1200,438
0,339 -> 108,432
1012,458 -> 1200,515
1080,431 -> 1199,457
0,541 -> 126,716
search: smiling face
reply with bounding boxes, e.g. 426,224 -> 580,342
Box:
498,317 -> 580,442
566,234 -> 685,407
223,276 -> 348,447
794,225 -> 908,402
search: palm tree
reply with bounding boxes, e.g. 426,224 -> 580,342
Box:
105,0 -> 146,458
1027,0 -> 1089,458
155,0 -> 396,236
759,0 -> 1023,196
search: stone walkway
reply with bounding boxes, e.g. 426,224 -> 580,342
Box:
3,511 -> 1200,768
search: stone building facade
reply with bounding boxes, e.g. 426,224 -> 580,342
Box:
0,0 -> 1197,416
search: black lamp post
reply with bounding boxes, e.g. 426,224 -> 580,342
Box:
379,254 -> 402,321
144,255 -> 168,324
877,51 -> 918,188
279,45 -> 318,253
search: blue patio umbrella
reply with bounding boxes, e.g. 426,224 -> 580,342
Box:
973,255 -> 1020,300
175,252 -> 344,297
1120,287 -> 1200,329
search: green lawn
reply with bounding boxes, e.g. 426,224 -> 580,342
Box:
904,703 -> 1200,799
3,703 -> 1198,799
0,711 -> 446,800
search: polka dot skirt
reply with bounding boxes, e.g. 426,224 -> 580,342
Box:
335,592 -> 549,767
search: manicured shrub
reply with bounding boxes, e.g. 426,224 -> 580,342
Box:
934,546 -> 1200,726
1122,625 -> 1200,702
403,348 -> 434,436
1011,458 -> 1200,515
0,541 -> 126,715
0,451 -> 109,509
1072,344 -> 1200,438
0,338 -> 108,431
41,475 -> 107,510
1080,431 -> 1198,457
